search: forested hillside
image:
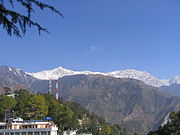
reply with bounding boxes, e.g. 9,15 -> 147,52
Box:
148,111 -> 180,135
0,89 -> 129,135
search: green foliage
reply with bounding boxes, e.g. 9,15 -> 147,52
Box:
15,90 -> 48,119
44,94 -> 77,131
14,89 -> 33,119
27,95 -> 48,119
0,95 -> 17,109
100,124 -> 129,135
0,95 -> 17,120
148,111 -> 180,135
65,101 -> 90,119
43,94 -> 59,117
0,0 -> 62,37
66,101 -> 129,135
3,87 -> 11,95
53,105 -> 73,131
0,89 -> 129,135
133,133 -> 141,135
66,101 -> 102,134
101,125 -> 114,135
112,124 -> 130,135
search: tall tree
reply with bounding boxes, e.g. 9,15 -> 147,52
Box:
0,0 -> 62,37
27,95 -> 48,119
0,95 -> 17,120
44,94 -> 75,131
15,90 -> 48,120
51,104 -> 73,132
14,89 -> 33,119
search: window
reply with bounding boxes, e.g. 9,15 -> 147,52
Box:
41,132 -> 46,135
34,132 -> 39,135
0,126 -> 5,129
22,125 -> 28,129
15,132 -> 19,135
28,132 -> 32,135
22,132 -> 26,135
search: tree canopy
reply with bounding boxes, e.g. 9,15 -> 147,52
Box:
0,0 -> 62,37
0,89 -> 129,135
0,95 -> 17,120
148,111 -> 180,135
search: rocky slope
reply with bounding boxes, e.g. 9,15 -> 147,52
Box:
161,84 -> 180,96
27,74 -> 180,134
0,66 -> 38,93
56,75 -> 180,134
0,66 -> 37,85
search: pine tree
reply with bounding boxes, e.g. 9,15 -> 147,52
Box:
0,0 -> 62,37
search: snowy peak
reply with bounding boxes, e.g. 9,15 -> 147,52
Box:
108,69 -> 169,87
2,65 -> 179,88
27,67 -> 175,87
169,76 -> 180,84
27,67 -> 105,80
0,65 -> 37,87
0,65 -> 27,79
27,67 -> 77,80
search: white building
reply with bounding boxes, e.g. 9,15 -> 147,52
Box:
0,118 -> 58,135
63,130 -> 77,135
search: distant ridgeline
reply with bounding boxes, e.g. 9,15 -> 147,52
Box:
0,89 -> 129,135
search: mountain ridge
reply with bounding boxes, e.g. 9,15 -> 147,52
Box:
1,66 -> 180,134
56,74 -> 180,134
27,66 -> 179,87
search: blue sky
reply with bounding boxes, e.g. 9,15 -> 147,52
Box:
1,0 -> 180,79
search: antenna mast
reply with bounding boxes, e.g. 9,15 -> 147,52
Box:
49,79 -> 52,94
56,80 -> 59,101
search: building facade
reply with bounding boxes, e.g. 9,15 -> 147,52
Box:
0,118 -> 58,135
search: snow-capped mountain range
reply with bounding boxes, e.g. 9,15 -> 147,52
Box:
27,66 -> 180,87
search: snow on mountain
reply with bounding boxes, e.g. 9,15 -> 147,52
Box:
27,67 -> 76,80
27,67 -> 106,80
2,65 -> 180,88
27,67 -> 176,87
0,65 -> 37,87
108,69 -> 169,87
0,65 -> 28,79
169,76 -> 180,85
161,113 -> 171,127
